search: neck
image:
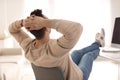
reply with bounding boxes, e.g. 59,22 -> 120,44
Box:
34,37 -> 49,48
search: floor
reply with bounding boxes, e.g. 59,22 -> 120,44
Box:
89,57 -> 118,80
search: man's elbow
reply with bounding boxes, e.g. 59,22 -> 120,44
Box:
75,23 -> 83,35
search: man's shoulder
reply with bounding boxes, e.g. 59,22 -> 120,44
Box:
20,38 -> 34,49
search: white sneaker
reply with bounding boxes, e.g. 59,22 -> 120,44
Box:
101,28 -> 105,38
95,28 -> 105,47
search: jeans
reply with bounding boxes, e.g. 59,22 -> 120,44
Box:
71,42 -> 100,80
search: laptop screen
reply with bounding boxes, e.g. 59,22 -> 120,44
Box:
111,17 -> 120,48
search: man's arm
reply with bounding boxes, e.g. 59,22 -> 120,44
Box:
48,19 -> 83,57
9,20 -> 31,48
48,19 -> 83,49
24,16 -> 83,49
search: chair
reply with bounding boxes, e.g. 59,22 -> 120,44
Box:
31,63 -> 65,80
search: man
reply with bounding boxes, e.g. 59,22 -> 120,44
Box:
9,9 -> 105,80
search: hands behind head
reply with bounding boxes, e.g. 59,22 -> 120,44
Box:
22,15 -> 47,31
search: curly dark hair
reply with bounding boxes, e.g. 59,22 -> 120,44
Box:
30,9 -> 46,40
30,9 -> 43,17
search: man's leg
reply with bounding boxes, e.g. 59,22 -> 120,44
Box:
78,49 -> 100,80
71,42 -> 100,65
71,28 -> 105,65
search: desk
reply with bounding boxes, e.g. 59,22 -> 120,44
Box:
100,51 -> 120,80
100,51 -> 120,63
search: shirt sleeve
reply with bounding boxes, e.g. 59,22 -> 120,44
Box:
51,19 -> 83,49
9,22 -> 31,51
48,19 -> 83,56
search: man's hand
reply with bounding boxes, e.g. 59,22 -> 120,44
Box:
23,15 -> 46,31
14,20 -> 23,28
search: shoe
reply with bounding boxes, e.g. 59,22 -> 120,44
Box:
101,28 -> 105,38
95,28 -> 105,47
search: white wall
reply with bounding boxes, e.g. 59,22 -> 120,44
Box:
0,0 -> 25,47
111,0 -> 120,19
50,0 -> 112,49
0,0 -> 7,33
23,0 -> 52,18
0,0 -> 25,30
6,0 -> 25,24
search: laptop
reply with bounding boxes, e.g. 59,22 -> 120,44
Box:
102,17 -> 120,53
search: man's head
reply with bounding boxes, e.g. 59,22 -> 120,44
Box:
30,9 -> 43,17
30,9 -> 47,40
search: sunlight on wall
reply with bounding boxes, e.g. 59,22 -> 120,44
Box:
52,0 -> 112,49
23,0 -> 51,18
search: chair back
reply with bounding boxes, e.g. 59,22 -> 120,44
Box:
31,63 -> 65,80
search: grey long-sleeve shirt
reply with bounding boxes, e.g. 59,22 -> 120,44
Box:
9,19 -> 83,80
